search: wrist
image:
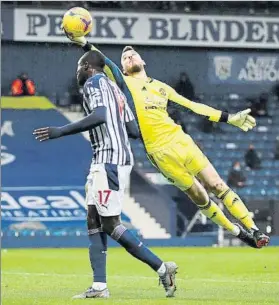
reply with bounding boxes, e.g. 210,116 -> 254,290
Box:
220,112 -> 229,122
55,127 -> 64,138
82,42 -> 92,52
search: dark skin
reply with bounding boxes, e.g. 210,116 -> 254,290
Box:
76,55 -> 96,87
33,126 -> 64,141
33,57 -> 97,142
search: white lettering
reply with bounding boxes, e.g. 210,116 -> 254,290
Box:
58,210 -> 74,217
1,211 -> 13,217
73,209 -> 87,217
1,121 -> 14,137
14,210 -> 25,217
39,210 -> 49,217
238,69 -> 248,81
19,196 -> 48,209
27,210 -> 40,217
70,191 -> 86,209
10,9 -> 279,48
238,56 -> 279,82
47,196 -> 79,209
1,190 -> 89,222
1,192 -> 21,209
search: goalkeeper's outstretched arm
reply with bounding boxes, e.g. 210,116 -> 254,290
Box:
83,41 -> 124,88
168,87 -> 256,132
64,34 -> 125,90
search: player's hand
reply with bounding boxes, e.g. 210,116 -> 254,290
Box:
61,26 -> 87,47
33,127 -> 62,142
228,108 -> 256,132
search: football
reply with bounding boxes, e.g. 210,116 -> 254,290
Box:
62,7 -> 93,37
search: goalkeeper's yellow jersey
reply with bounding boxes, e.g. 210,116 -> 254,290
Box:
123,76 -> 222,152
92,45 -> 223,153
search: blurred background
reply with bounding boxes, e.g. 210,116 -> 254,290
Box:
2,1 -> 279,248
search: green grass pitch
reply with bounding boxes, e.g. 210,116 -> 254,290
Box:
2,247 -> 279,305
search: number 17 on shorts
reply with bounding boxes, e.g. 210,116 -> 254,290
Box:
85,164 -> 131,217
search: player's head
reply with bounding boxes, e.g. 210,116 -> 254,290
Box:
76,50 -> 105,86
121,46 -> 146,75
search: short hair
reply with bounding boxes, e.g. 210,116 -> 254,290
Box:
81,50 -> 105,71
122,46 -> 135,54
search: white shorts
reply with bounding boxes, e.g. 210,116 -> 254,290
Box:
85,163 -> 132,217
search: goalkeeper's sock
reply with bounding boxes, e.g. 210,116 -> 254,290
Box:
111,224 -> 163,272
88,232 -> 107,284
197,199 -> 240,236
218,188 -> 259,231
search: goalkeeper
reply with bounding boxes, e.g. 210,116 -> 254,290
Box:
65,33 -> 269,248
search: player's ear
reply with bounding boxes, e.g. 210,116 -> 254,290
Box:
84,61 -> 89,71
122,65 -> 127,75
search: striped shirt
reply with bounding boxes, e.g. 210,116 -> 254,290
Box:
82,73 -> 134,166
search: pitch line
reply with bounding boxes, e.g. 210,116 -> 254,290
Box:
2,271 -> 279,285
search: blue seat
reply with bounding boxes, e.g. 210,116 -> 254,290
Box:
262,160 -> 274,168
267,188 -> 279,197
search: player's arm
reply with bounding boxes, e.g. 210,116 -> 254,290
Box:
124,103 -> 140,139
33,107 -> 107,141
167,87 -> 256,132
63,32 -> 125,89
33,76 -> 108,141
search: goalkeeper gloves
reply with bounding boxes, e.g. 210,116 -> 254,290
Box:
62,27 -> 87,47
228,108 -> 256,132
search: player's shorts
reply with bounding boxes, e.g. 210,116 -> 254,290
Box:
147,132 -> 209,191
85,163 -> 132,217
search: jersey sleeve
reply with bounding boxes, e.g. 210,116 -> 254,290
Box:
84,75 -> 107,110
88,44 -> 126,91
124,103 -> 135,123
166,85 -> 222,122
56,107 -> 107,138
124,103 -> 139,139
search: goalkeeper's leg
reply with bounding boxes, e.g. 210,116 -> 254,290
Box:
197,163 -> 269,248
185,178 -> 240,236
185,178 -> 262,248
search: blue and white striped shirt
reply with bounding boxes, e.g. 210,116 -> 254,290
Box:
83,73 -> 134,166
